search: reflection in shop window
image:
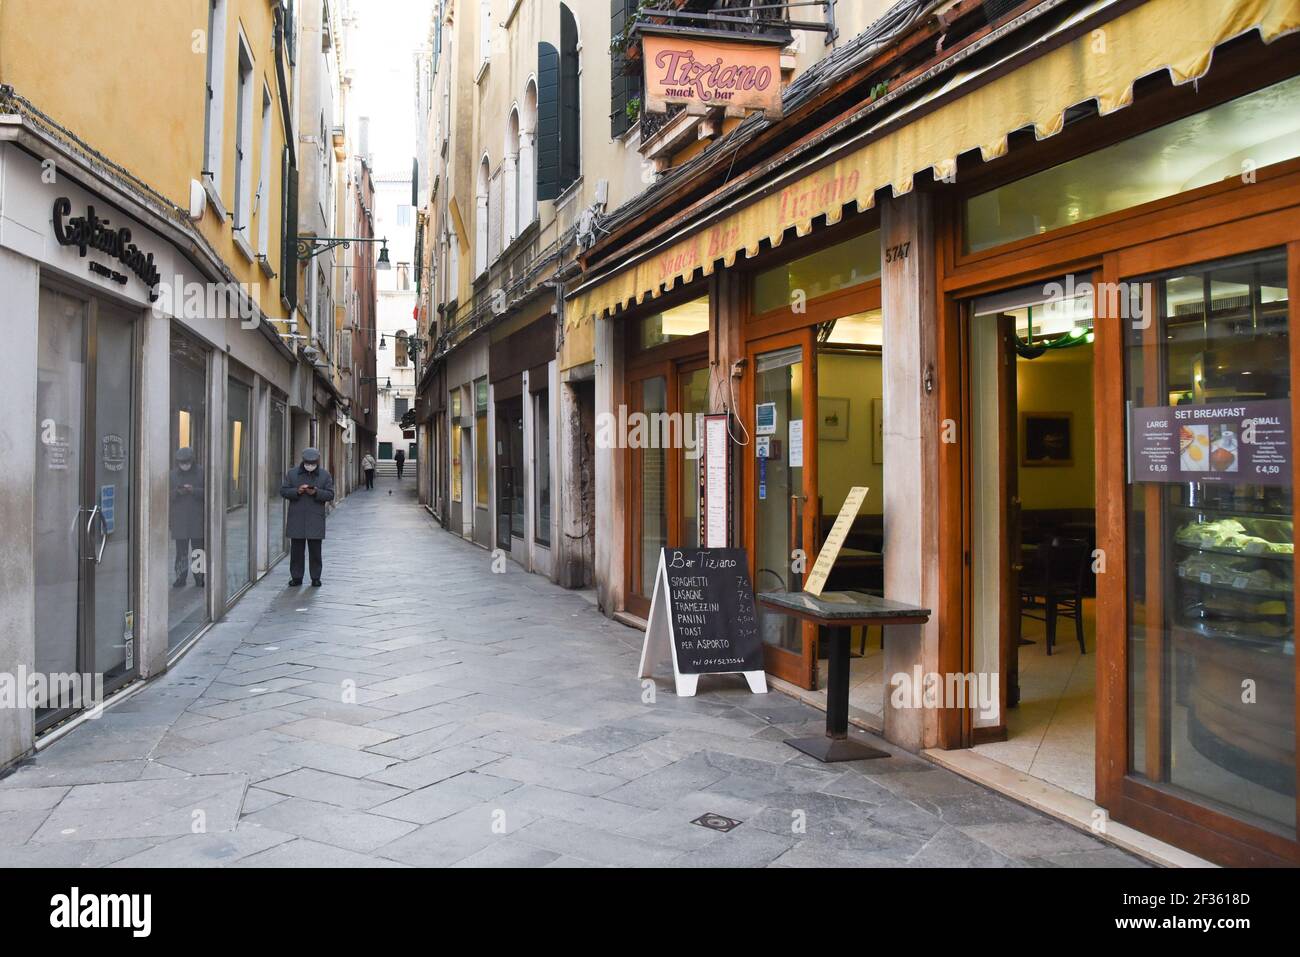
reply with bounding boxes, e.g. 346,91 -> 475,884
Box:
168,331 -> 209,650
752,231 -> 881,315
965,75 -> 1300,254
640,297 -> 708,350
535,390 -> 551,547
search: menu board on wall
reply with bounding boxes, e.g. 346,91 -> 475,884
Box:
1129,400 -> 1291,486
700,413 -> 731,549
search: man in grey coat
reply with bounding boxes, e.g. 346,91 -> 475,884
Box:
280,447 -> 335,586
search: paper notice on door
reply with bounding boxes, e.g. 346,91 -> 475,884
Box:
788,419 -> 804,468
804,486 -> 869,597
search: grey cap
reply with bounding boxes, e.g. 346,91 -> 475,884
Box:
176,447 -> 195,464
302,447 -> 321,463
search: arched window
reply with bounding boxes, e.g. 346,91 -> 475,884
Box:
521,79 -> 538,225
475,155 -> 490,276
505,108 -> 520,244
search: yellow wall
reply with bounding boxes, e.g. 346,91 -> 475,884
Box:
0,0 -> 291,321
817,352 -> 884,517
1016,348 -> 1095,510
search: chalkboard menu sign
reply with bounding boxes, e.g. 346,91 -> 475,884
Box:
638,547 -> 768,697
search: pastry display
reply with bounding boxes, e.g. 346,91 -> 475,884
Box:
1174,517 -> 1294,556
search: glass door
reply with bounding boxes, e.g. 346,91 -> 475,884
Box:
34,286 -> 138,728
747,329 -> 818,688
496,394 -> 524,550
626,372 -> 668,618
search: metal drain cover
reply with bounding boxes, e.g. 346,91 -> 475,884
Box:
691,813 -> 742,833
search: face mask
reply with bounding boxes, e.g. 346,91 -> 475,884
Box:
179,463 -> 192,471
303,463 -> 318,473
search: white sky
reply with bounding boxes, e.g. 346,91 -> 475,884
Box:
348,0 -> 433,178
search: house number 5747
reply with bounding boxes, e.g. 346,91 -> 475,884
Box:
886,242 -> 911,263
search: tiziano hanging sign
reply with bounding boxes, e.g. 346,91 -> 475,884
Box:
640,28 -> 785,119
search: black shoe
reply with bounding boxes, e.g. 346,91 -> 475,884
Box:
288,578 -> 302,586
194,574 -> 205,587
311,579 -> 322,587
173,574 -> 187,588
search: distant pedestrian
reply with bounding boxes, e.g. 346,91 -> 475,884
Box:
280,447 -> 334,587
169,447 -> 205,588
394,448 -> 406,479
362,451 -> 376,490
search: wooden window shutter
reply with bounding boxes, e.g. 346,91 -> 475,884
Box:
536,42 -> 560,201
559,5 -> 581,191
280,145 -> 299,311
610,0 -> 633,138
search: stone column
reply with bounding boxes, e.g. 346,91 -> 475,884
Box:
137,309 -> 172,679
0,248 -> 38,767
880,191 -> 943,752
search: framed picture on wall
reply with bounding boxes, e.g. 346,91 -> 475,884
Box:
820,396 -> 850,441
871,397 -> 883,465
1021,411 -> 1073,467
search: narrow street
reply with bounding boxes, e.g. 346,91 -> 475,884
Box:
0,479 -> 1143,868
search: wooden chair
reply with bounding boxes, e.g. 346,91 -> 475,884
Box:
1018,536 -> 1090,655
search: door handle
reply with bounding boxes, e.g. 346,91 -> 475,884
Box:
84,505 -> 101,561
94,507 -> 109,564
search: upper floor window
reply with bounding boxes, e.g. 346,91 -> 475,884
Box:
202,0 -> 229,192
233,36 -> 255,236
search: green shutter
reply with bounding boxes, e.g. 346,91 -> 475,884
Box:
537,42 -> 560,201
611,0 -> 633,138
559,5 -> 581,191
280,145 -> 299,311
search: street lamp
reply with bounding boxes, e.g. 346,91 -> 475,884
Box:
296,234 -> 391,269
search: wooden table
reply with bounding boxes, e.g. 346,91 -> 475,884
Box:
758,590 -> 931,763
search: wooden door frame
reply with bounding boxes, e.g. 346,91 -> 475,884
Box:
937,169 -> 1300,864
742,325 -> 819,688
1094,215 -> 1300,867
622,337 -> 711,618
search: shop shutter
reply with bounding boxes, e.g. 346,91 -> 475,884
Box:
536,42 -> 560,201
559,5 -> 581,191
610,0 -> 634,138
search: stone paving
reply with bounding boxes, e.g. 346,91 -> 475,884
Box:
0,477 -> 1146,868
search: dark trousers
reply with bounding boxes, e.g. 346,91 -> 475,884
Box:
174,538 -> 204,579
290,538 -> 323,582
365,468 -> 375,489
395,461 -> 405,478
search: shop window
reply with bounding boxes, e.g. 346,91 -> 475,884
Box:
225,375 -> 253,604
267,393 -> 287,563
1124,248 -> 1295,836
965,74 -> 1300,254
169,332 -> 209,650
752,231 -> 882,315
640,297 -> 709,350
451,390 -> 463,502
475,379 -> 489,508
535,390 -> 551,546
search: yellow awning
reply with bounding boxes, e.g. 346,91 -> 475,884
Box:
563,0 -> 1300,348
